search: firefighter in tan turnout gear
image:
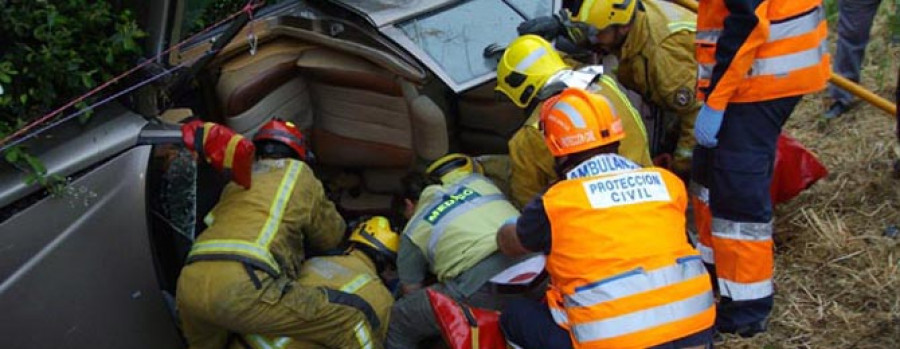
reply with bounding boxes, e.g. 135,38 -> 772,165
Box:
176,119 -> 379,349
234,216 -> 400,349
495,34 -> 654,208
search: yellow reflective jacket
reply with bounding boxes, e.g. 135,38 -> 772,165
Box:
187,158 -> 345,280
617,0 -> 700,163
402,174 -> 519,282
508,75 -> 653,208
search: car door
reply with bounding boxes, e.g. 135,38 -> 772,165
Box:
0,109 -> 184,348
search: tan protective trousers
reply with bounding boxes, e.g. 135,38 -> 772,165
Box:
177,261 -> 379,349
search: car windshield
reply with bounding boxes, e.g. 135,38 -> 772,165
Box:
394,0 -> 554,91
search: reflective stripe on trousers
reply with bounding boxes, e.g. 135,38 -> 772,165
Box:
689,181 -> 715,265
711,218 -> 774,301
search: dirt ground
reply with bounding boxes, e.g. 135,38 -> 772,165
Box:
718,4 -> 900,348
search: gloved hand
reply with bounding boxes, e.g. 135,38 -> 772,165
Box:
694,104 -> 725,147
517,15 -> 565,39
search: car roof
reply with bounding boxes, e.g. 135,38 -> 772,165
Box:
329,0 -> 456,27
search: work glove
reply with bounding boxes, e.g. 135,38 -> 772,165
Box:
694,104 -> 725,148
517,14 -> 565,39
518,10 -> 593,44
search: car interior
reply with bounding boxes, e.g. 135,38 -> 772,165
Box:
145,16 -> 525,308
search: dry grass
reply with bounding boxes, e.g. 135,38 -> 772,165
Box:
718,3 -> 900,348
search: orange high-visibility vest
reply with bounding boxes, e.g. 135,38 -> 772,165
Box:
696,0 -> 830,110
543,155 -> 715,348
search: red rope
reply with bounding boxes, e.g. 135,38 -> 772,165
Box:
0,0 -> 265,147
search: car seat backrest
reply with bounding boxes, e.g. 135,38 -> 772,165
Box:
216,38 -> 316,134
296,47 -> 447,168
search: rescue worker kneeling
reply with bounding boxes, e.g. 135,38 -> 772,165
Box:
235,216 -> 400,349
496,88 -> 715,348
385,154 -> 535,349
176,119 -> 374,349
496,34 -> 653,208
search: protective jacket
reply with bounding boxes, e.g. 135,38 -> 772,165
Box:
402,173 -> 520,282
696,0 -> 830,109
237,250 -> 393,349
617,0 -> 700,168
543,154 -> 714,348
509,74 -> 653,208
186,158 -> 345,279
177,159 -> 368,349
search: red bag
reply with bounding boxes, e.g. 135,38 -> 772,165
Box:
181,120 -> 255,189
770,134 -> 828,205
427,288 -> 507,349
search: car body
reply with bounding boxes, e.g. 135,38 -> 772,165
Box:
0,0 -> 558,347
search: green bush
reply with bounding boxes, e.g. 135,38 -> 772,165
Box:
0,0 -> 145,187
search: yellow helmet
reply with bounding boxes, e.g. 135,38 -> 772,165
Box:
577,0 -> 638,31
496,35 -> 570,108
425,153 -> 483,183
349,216 -> 399,260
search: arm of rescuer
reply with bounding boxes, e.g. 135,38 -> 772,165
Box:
298,163 -> 346,252
651,32 -> 702,165
397,185 -> 441,295
702,0 -> 770,110
508,107 -> 558,208
497,194 -> 552,257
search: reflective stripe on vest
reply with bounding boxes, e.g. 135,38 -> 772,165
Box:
667,21 -> 696,32
570,290 -> 715,343
695,6 -> 825,44
341,274 -> 375,294
426,193 -> 506,262
698,39 -> 827,80
188,160 -> 303,275
404,176 -> 484,237
563,257 -> 707,308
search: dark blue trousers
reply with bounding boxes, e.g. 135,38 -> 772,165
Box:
500,298 -> 714,348
692,96 -> 801,333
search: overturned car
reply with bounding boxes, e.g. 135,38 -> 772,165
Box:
0,0 -> 562,347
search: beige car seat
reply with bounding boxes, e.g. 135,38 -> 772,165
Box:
215,39 -> 447,215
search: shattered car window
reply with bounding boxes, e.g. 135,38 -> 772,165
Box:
397,0 -> 523,85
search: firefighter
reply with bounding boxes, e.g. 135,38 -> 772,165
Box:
519,0 -> 700,179
692,0 -> 829,336
496,88 -> 715,348
385,154 -> 528,349
176,119 -> 378,349
235,216 -> 400,349
496,34 -> 653,208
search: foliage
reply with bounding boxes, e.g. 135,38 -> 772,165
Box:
0,0 -> 145,191
187,0 -> 249,38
